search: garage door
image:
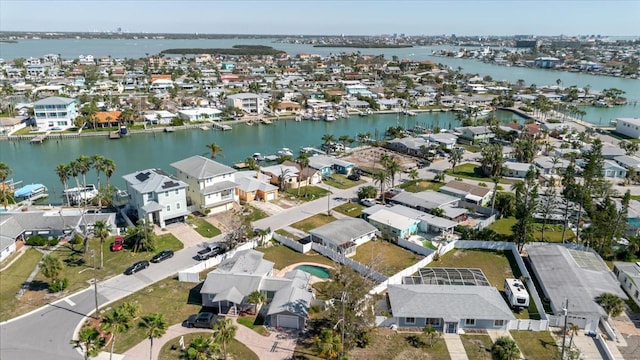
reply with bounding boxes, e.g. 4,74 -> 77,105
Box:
266,192 -> 275,201
277,315 -> 299,329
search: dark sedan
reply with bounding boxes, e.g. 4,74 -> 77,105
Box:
124,260 -> 150,275
186,312 -> 216,328
151,249 -> 174,263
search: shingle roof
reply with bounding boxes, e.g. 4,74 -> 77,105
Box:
171,155 -> 236,179
309,218 -> 377,246
122,169 -> 187,194
388,284 -> 515,321
267,270 -> 313,317
34,97 -> 76,106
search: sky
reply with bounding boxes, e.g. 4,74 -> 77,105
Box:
0,0 -> 638,36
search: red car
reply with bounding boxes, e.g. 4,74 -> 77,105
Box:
110,236 -> 124,251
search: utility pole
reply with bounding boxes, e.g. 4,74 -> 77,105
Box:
91,250 -> 99,319
327,186 -> 331,216
561,298 -> 569,360
341,291 -> 346,358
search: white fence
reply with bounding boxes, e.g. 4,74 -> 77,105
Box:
397,238 -> 435,257
311,243 -> 387,283
178,240 -> 257,282
507,319 -> 549,331
272,232 -> 311,253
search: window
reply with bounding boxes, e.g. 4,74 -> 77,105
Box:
166,205 -> 171,211
465,319 -> 475,326
635,290 -> 639,298
175,189 -> 179,195
426,318 -> 440,326
176,202 -> 181,209
494,320 -> 505,326
405,317 -> 415,324
165,191 -> 169,197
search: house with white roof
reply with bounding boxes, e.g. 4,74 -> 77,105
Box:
170,156 -> 238,214
613,262 -> 640,308
200,249 -> 313,329
503,161 -> 534,178
33,96 -> 78,131
389,190 -> 467,221
615,118 -> 640,139
143,110 -> 177,125
178,108 -> 223,121
363,204 -> 458,239
309,218 -> 378,256
614,155 -> 640,172
439,180 -> 493,206
226,93 -> 264,114
122,169 -> 189,228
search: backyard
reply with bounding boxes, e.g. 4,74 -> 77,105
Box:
290,214 -> 337,233
510,330 -> 559,360
158,332 -> 258,360
489,217 -> 576,242
258,243 -> 335,270
352,239 -> 424,276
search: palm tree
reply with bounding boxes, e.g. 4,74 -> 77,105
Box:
321,133 -> 336,152
188,335 -> 221,360
313,329 -> 341,359
56,164 -> 72,206
247,290 -> 267,315
76,155 -> 93,189
93,220 -> 112,269
206,142 -> 223,159
408,169 -> 419,181
385,158 -> 402,188
102,159 -> 117,187
491,336 -> 520,360
596,293 -> 625,318
0,162 -> 12,210
41,254 -> 63,284
491,175 -> 502,215
372,170 -> 390,204
296,153 -> 310,196
423,324 -> 440,347
139,313 -> 168,360
255,228 -> 270,247
448,149 -> 463,173
101,307 -> 132,360
568,322 -> 580,349
72,327 -> 105,360
212,317 -> 237,360
244,157 -> 258,170
277,168 -> 291,192
92,155 -> 106,208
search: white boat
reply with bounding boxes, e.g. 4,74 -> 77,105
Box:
200,126 -> 210,131
295,116 -> 302,122
276,148 -> 294,157
324,113 -> 336,122
252,153 -> 265,161
14,184 -> 48,201
63,184 -> 99,204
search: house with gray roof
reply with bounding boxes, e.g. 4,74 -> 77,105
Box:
122,168 -> 189,228
171,155 -> 238,214
613,262 -> 640,308
33,96 -> 78,131
388,284 -> 515,333
456,126 -> 494,144
200,250 -> 313,329
526,243 -> 627,331
309,218 -> 378,256
389,190 -> 466,221
439,180 -> 492,206
502,161 -> 534,178
307,155 -> 355,177
387,137 -> 429,156
234,171 -> 278,202
614,155 -> 640,172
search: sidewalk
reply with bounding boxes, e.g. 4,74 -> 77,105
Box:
442,334 -> 469,360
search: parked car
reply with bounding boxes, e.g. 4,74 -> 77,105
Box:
151,249 -> 174,263
196,244 -> 225,261
186,312 -> 216,328
361,198 -> 377,207
347,173 -> 361,181
110,236 -> 124,252
124,260 -> 149,275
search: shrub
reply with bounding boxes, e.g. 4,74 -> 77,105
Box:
518,106 -> 532,112
47,238 -> 59,247
478,182 -> 487,187
26,235 -> 46,246
49,277 -> 69,293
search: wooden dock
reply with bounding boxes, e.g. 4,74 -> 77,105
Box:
30,134 -> 47,143
109,131 -> 121,139
212,122 -> 233,131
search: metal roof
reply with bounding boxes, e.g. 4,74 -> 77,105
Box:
404,267 -> 490,287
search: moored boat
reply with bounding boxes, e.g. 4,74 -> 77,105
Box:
14,184 -> 48,201
276,147 -> 294,157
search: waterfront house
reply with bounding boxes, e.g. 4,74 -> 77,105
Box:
387,137 -> 429,156
615,118 -> 640,139
526,243 -> 626,331
226,93 -> 265,114
122,169 -> 189,228
388,283 -> 514,333
309,218 -> 378,256
177,108 -> 223,122
144,110 -> 176,125
234,171 -> 279,202
613,262 -> 640,309
200,249 -> 313,329
439,180 -> 493,206
93,111 -> 121,128
307,155 -> 355,177
421,133 -> 459,150
456,126 -> 494,144
170,156 -> 238,215
33,96 -> 78,131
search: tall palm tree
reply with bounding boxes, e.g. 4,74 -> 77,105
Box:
93,220 -> 112,269
568,322 -> 580,349
72,327 -> 105,360
101,307 -> 132,360
139,313 -> 168,360
55,163 -> 72,206
448,149 -> 463,173
102,158 -> 117,187
0,162 -> 13,210
76,155 -> 93,189
296,153 -> 310,196
321,133 -> 336,152
206,142 -> 223,159
92,155 -> 106,208
385,158 -> 402,188
212,317 -> 237,360
372,170 -> 390,204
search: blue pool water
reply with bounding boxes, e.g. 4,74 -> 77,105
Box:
294,265 -> 331,279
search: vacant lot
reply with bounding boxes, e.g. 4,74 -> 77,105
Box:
258,243 -> 335,270
323,174 -> 365,189
341,147 -> 418,173
461,334 -> 493,360
352,240 -> 424,276
511,330 -> 559,360
399,179 -> 445,193
333,202 -> 365,217
158,332 -> 259,360
286,186 -> 331,202
290,214 -> 337,233
0,248 -> 43,321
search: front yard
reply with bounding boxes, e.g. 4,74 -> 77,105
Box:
399,179 -> 445,193
285,186 -> 331,202
258,243 -> 335,270
333,202 -> 365,218
159,332 -> 259,360
460,334 -> 493,360
323,174 -> 365,189
445,163 -> 491,181
290,214 -> 337,233
186,215 -> 221,238
0,248 -> 43,321
351,239 -> 424,276
510,330 -> 559,360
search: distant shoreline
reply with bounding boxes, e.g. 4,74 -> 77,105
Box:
313,44 -> 413,48
160,45 -> 285,56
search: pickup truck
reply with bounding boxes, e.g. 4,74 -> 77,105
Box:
196,244 -> 225,261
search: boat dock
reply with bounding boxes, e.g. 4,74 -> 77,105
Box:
30,134 -> 47,143
300,146 -> 326,155
260,118 -> 272,124
212,122 -> 233,131
109,131 -> 121,139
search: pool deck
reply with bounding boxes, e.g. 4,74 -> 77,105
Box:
277,262 -> 334,284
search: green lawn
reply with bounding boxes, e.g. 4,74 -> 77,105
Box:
290,214 -> 337,232
237,315 -> 269,336
158,332 -> 259,360
286,186 -> 331,202
274,229 -> 298,239
460,334 -> 493,360
258,243 -> 335,270
186,216 -> 221,238
444,163 -> 491,181
398,179 -> 445,193
244,205 -> 268,222
510,330 -> 559,360
333,202 -> 365,217
352,239 -> 424,276
347,328 -> 451,360
323,174 -> 365,189
0,248 -> 43,321
96,276 -> 203,353
489,217 -> 576,242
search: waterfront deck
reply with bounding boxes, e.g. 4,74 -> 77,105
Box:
30,134 -> 47,143
212,122 -> 233,130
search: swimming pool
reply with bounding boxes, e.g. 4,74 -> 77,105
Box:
294,265 -> 331,279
